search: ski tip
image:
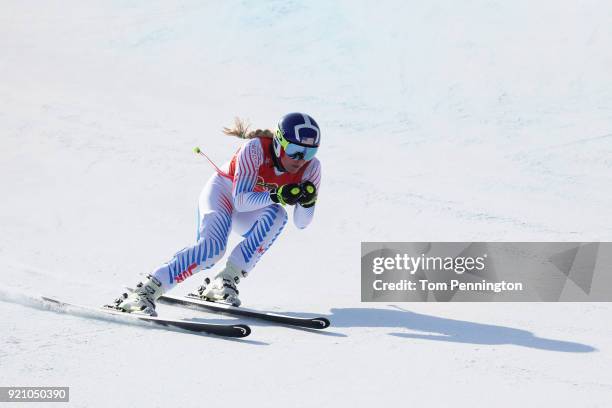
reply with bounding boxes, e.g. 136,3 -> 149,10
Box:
312,317 -> 331,329
234,324 -> 251,337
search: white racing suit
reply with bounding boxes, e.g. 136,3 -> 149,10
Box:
149,137 -> 321,292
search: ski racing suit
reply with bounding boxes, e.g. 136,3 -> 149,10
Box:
149,136 -> 321,292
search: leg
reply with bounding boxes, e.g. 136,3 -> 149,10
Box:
229,204 -> 289,274
151,174 -> 234,291
196,204 -> 288,306
113,174 -> 234,315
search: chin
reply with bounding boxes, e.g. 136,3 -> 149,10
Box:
286,166 -> 301,174
281,160 -> 305,173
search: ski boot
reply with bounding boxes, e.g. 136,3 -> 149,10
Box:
195,262 -> 247,306
113,274 -> 164,316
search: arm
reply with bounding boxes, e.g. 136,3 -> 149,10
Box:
232,139 -> 275,212
293,158 -> 321,229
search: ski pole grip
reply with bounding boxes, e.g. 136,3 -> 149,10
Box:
193,146 -> 202,154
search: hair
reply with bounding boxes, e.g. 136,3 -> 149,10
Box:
223,117 -> 274,139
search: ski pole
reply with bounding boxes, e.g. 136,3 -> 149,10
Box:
193,146 -> 227,177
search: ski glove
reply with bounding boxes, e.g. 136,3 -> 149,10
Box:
270,183 -> 302,206
298,181 -> 317,208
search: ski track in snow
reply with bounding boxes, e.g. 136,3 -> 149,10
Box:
0,286 -> 189,336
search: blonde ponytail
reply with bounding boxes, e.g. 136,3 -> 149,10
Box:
223,117 -> 274,139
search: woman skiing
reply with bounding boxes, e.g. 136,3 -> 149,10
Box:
112,112 -> 322,315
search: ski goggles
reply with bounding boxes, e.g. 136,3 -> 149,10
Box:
275,129 -> 318,161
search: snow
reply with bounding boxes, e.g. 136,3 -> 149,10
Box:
1,0 -> 612,406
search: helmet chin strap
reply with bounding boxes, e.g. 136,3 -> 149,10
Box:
270,141 -> 287,172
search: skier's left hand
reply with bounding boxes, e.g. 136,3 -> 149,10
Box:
298,181 -> 317,208
270,183 -> 303,206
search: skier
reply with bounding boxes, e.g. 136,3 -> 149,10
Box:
112,112 -> 322,315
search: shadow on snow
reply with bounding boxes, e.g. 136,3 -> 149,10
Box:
325,305 -> 596,353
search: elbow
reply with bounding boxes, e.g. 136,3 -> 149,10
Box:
293,218 -> 311,230
293,205 -> 315,229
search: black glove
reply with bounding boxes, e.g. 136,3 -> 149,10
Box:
298,181 -> 317,208
270,183 -> 302,206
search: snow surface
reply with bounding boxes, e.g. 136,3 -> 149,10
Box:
1,0 -> 612,406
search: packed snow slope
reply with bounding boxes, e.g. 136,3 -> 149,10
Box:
1,1 -> 611,407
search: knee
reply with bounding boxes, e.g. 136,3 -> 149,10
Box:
268,204 -> 288,230
197,213 -> 231,263
195,235 -> 227,265
199,212 -> 232,241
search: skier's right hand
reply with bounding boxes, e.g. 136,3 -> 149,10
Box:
270,183 -> 302,206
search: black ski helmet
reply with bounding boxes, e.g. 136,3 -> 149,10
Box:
273,113 -> 321,160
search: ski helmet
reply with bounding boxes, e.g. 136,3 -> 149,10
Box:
273,113 -> 320,161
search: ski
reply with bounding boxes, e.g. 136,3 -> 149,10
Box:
157,292 -> 331,329
40,296 -> 251,338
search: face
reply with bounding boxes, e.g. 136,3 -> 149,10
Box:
280,154 -> 307,173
